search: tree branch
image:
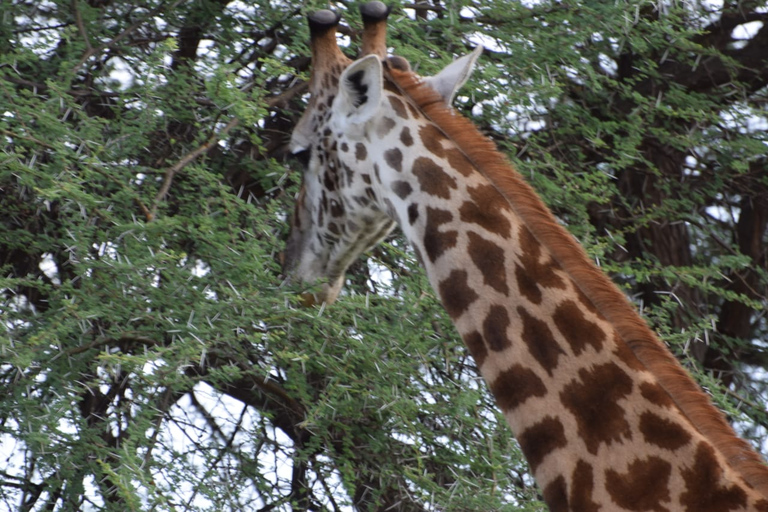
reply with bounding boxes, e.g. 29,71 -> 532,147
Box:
72,0 -> 186,73
149,116 -> 240,220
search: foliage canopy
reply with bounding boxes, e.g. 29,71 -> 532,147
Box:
1,0 -> 766,510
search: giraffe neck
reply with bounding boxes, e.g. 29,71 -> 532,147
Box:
343,69 -> 768,511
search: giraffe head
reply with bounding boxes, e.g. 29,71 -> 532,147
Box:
283,3 -> 481,304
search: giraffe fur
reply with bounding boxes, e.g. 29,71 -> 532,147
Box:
282,4 -> 768,510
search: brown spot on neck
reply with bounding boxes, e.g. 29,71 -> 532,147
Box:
388,95 -> 409,119
552,299 -> 606,356
384,147 -> 403,172
445,148 -> 475,177
438,269 -> 478,320
490,364 -> 546,411
482,305 -> 511,352
412,156 -> 457,199
515,227 -> 567,304
391,180 -> 413,199
376,116 -> 396,137
639,411 -> 692,451
400,126 -> 414,146
419,124 -> 446,158
542,476 -> 568,512
459,183 -> 513,238
680,443 -> 748,512
467,231 -> 509,295
517,416 -> 567,472
355,142 -> 367,161
639,381 -> 675,408
560,362 -> 633,455
423,207 -> 457,262
463,330 -> 487,368
518,306 -> 565,376
570,460 -> 601,512
407,203 -> 419,225
605,456 -> 672,511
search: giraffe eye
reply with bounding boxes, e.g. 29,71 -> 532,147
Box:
291,148 -> 311,168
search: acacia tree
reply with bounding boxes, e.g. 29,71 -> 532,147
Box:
1,0 -> 766,510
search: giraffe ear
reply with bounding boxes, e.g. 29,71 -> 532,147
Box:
336,54 -> 383,125
424,46 -> 483,105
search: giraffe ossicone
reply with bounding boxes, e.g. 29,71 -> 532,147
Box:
282,3 -> 768,510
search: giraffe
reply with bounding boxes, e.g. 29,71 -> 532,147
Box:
282,3 -> 768,510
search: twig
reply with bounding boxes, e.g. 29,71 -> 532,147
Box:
71,0 -> 93,51
722,386 -> 765,412
59,334 -> 158,358
265,81 -> 308,109
12,22 -> 72,35
149,116 -> 240,220
0,128 -> 54,150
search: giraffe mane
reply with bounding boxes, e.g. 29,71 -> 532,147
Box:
385,64 -> 768,494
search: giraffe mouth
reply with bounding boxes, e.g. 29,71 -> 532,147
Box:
287,273 -> 344,307
283,217 -> 394,307
300,276 -> 344,307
